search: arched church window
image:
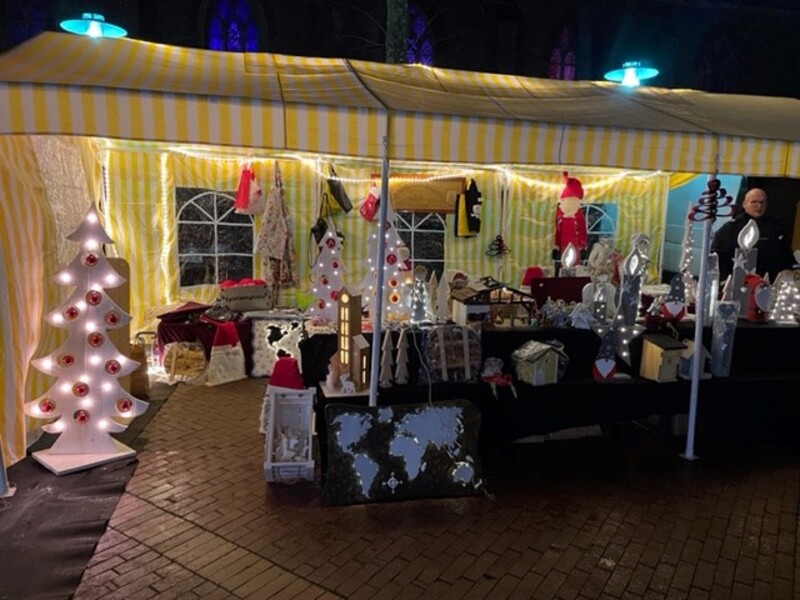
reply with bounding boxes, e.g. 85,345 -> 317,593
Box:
406,2 -> 434,65
208,0 -> 260,52
548,25 -> 576,81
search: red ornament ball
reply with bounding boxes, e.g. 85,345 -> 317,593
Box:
105,359 -> 121,374
104,311 -> 121,326
63,306 -> 80,320
72,382 -> 90,397
73,409 -> 91,424
389,292 -> 400,304
116,398 -> 132,413
83,253 -> 99,267
330,290 -> 338,301
57,353 -> 75,368
317,299 -> 325,309
326,238 -> 336,249
331,260 -> 339,269
321,276 -> 329,286
85,290 -> 103,305
87,332 -> 105,347
386,254 -> 397,265
388,278 -> 398,288
38,398 -> 56,414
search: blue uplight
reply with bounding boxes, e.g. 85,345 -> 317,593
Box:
60,13 -> 127,39
604,61 -> 659,87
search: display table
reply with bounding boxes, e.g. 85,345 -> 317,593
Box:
301,321 -> 800,451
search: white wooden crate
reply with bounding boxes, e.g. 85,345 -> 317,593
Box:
263,387 -> 315,483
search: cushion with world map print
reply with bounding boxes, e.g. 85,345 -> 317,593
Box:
322,400 -> 486,505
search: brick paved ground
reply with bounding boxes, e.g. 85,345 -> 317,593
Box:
73,378 -> 800,599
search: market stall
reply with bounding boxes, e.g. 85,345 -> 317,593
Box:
1,32 -> 800,466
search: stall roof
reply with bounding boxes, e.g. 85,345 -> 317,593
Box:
1,32 -> 799,176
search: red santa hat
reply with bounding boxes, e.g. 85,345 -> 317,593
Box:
560,171 -> 584,200
269,356 -> 305,390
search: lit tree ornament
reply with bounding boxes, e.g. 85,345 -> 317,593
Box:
305,229 -> 347,323
770,270 -> 800,323
25,204 -> 148,475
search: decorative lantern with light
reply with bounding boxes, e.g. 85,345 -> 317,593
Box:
60,13 -> 127,39
604,61 -> 659,87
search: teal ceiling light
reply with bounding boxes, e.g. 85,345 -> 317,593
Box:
604,61 -> 659,87
60,13 -> 127,38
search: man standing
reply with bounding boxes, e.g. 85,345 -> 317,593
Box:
711,187 -> 796,281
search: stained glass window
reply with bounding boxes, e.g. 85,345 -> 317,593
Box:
208,0 -> 260,52
548,25 -> 576,81
406,2 -> 434,65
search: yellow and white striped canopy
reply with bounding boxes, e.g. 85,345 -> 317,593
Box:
1,32 -> 800,176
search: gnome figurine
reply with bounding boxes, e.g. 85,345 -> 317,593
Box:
553,171 -> 588,270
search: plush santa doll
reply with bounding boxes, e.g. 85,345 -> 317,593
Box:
553,171 -> 588,263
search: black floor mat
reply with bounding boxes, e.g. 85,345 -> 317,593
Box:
0,381 -> 175,600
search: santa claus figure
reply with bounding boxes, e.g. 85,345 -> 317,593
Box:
553,171 -> 588,266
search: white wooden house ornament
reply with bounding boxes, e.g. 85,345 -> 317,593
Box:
639,334 -> 686,383
334,287 -> 370,392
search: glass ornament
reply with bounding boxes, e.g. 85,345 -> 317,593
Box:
57,353 -> 75,368
85,290 -> 102,305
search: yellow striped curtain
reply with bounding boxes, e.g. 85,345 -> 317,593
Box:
0,136 -> 61,466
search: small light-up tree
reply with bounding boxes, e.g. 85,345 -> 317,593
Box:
25,204 -> 148,475
306,229 -> 346,323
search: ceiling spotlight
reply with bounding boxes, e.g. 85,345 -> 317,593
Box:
604,61 -> 659,87
60,13 -> 127,39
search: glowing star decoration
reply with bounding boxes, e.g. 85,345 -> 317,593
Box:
24,203 -> 147,475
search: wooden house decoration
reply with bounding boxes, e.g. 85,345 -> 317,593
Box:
511,340 -> 569,386
336,287 -> 370,392
450,277 -> 537,328
677,339 -> 712,380
639,334 -> 686,382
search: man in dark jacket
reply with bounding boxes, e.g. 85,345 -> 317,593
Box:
712,188 -> 796,282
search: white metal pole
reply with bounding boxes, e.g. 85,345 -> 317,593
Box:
0,436 -> 16,498
368,136 -> 391,407
682,174 -> 715,461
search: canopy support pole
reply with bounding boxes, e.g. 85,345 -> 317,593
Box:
368,135 -> 391,407
682,170 -> 724,461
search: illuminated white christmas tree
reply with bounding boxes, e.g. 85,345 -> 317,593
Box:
679,204 -> 697,304
361,214 -> 412,325
409,266 -> 434,323
25,204 -> 148,475
770,271 -> 800,323
305,229 -> 346,323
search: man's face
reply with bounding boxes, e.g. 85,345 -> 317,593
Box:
743,191 -> 767,218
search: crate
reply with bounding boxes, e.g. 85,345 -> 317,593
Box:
264,387 -> 315,483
